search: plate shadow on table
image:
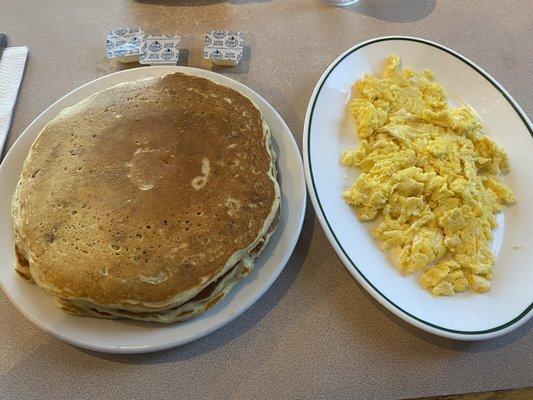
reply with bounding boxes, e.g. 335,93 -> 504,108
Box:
80,200 -> 314,364
178,49 -> 189,66
96,60 -> 144,78
342,269 -> 532,353
345,0 -> 436,23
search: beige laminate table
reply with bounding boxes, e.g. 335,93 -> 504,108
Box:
1,1 -> 532,399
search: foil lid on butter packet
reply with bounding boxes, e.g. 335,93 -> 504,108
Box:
139,35 -> 180,65
106,27 -> 145,63
204,30 -> 244,66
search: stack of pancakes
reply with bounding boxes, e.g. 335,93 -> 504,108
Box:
12,73 -> 280,323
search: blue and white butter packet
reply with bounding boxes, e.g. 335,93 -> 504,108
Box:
204,30 -> 244,66
106,27 -> 145,63
139,35 -> 180,65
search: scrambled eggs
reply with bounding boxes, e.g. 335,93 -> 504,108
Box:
341,55 -> 515,296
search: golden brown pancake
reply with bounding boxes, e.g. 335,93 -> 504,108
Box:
12,72 -> 280,321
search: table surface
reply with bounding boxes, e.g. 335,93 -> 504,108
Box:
1,1 -> 532,399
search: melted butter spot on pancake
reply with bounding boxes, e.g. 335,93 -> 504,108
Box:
200,157 -> 210,175
191,157 -> 210,190
225,197 -> 242,216
129,148 -> 170,191
186,87 -> 209,98
139,271 -> 168,284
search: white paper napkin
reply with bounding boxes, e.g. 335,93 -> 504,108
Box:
0,46 -> 28,154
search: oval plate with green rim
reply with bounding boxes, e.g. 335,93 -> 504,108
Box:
303,36 -> 533,340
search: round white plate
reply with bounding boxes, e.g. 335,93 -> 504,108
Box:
304,36 -> 533,340
0,67 -> 306,353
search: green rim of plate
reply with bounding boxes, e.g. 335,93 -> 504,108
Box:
307,36 -> 533,335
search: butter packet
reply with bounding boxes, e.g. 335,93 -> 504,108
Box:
204,30 -> 244,66
139,35 -> 180,65
106,27 -> 145,63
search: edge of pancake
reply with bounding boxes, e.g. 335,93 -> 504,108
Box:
56,214 -> 278,323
